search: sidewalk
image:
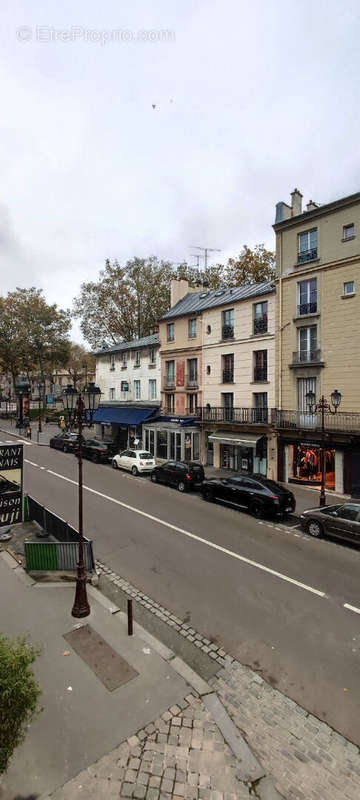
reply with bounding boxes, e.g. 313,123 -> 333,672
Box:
0,552 -> 282,800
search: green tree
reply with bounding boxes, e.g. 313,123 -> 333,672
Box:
73,257 -> 174,348
175,262 -> 223,289
224,244 -> 276,287
63,343 -> 96,389
0,634 -> 41,775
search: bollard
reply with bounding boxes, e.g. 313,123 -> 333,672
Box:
127,598 -> 133,636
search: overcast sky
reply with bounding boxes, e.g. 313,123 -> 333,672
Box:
1,0 -> 360,342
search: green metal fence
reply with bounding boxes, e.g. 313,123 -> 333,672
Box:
24,540 -> 94,571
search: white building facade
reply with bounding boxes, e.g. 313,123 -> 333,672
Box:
94,333 -> 161,450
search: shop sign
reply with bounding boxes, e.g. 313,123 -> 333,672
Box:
0,444 -> 23,527
241,458 -> 248,470
300,442 -> 320,449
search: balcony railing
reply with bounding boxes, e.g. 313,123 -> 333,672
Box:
185,407 -> 201,418
292,349 -> 321,365
253,367 -> 268,382
200,407 -> 270,425
253,317 -> 268,335
164,377 -> 175,390
222,325 -> 234,340
222,369 -> 234,383
274,410 -> 360,434
298,248 -> 318,264
186,375 -> 198,389
297,302 -> 317,316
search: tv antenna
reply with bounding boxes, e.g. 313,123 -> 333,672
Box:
189,246 -> 221,270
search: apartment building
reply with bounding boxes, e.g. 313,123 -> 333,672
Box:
94,333 -> 161,450
274,188 -> 360,496
201,283 -> 276,475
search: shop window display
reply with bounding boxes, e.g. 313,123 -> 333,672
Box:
292,445 -> 335,490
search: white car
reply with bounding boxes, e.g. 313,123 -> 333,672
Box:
112,449 -> 156,475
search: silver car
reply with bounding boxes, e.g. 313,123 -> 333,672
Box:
300,503 -> 360,543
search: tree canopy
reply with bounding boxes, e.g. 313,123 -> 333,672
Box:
0,288 -> 71,384
73,246 -> 274,349
0,634 -> 41,775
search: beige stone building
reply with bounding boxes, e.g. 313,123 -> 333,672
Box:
274,188 -> 360,496
148,279 -> 277,473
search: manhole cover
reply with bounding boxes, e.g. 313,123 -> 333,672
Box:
64,624 -> 138,691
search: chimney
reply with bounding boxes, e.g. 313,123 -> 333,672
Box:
275,201 -> 292,224
291,188 -> 303,216
170,278 -> 200,307
306,200 -> 318,212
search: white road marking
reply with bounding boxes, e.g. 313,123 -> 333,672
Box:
25,460 -> 39,467
35,466 -> 326,600
344,603 -> 360,616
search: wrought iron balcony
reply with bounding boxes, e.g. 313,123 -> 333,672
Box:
297,302 -> 317,316
222,325 -> 234,340
185,407 -> 201,418
253,316 -> 268,335
297,248 -> 318,264
164,377 -> 175,390
253,367 -> 268,382
222,369 -> 234,383
200,407 -> 271,425
292,349 -> 322,365
274,409 -> 360,434
186,375 -> 198,389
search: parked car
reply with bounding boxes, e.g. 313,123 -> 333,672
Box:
300,502 -> 360,543
112,449 -> 156,475
49,432 -> 80,453
151,461 -> 205,492
201,474 -> 296,518
81,439 -> 117,463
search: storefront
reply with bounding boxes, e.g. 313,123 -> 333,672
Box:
143,416 -> 201,462
93,406 -> 158,451
207,432 -> 268,475
278,435 -> 349,495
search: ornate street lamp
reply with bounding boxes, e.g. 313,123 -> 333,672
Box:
38,379 -> 45,435
306,389 -> 342,507
63,381 -> 101,618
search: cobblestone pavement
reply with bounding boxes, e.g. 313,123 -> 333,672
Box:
96,560 -> 360,800
212,664 -> 360,800
50,693 -> 255,800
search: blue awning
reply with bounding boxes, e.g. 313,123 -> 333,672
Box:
93,407 -> 157,425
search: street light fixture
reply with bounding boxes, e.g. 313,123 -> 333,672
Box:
305,389 -> 342,507
37,379 -> 45,435
62,381 -> 101,618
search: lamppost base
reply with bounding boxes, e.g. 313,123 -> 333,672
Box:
319,493 -> 326,507
71,570 -> 90,618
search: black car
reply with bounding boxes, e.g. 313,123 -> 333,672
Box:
151,461 -> 205,492
49,432 -> 79,453
201,474 -> 296,518
300,502 -> 360,543
81,439 -> 117,463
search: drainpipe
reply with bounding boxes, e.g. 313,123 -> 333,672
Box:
278,231 -> 283,412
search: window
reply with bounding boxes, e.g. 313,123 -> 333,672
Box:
298,377 -> 316,412
149,347 -> 156,364
298,278 -> 317,315
344,281 -> 355,295
135,351 -> 141,367
298,229 -> 318,263
222,309 -> 234,339
187,358 -> 198,387
110,354 -> 115,371
121,353 -> 127,368
166,393 -> 175,412
187,393 -> 198,414
222,354 -> 234,382
188,318 -> 197,338
253,392 -> 268,422
149,379 -> 157,400
207,324 -> 211,334
134,380 -> 141,400
253,302 -> 268,334
206,365 -> 211,374
167,323 -> 175,342
343,224 -> 355,241
222,392 -> 234,421
337,504 -> 359,521
298,326 -> 317,362
253,350 -> 267,382
109,388 -> 115,400
165,360 -> 175,387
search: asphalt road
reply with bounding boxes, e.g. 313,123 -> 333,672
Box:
5,431 -> 360,744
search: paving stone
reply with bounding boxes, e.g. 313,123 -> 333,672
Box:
133,784 -> 147,799
161,778 -> 174,793
174,782 -> 186,796
122,783 -> 135,797
125,770 -> 138,783
146,789 -> 159,800
129,758 -> 141,770
149,776 -> 162,788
